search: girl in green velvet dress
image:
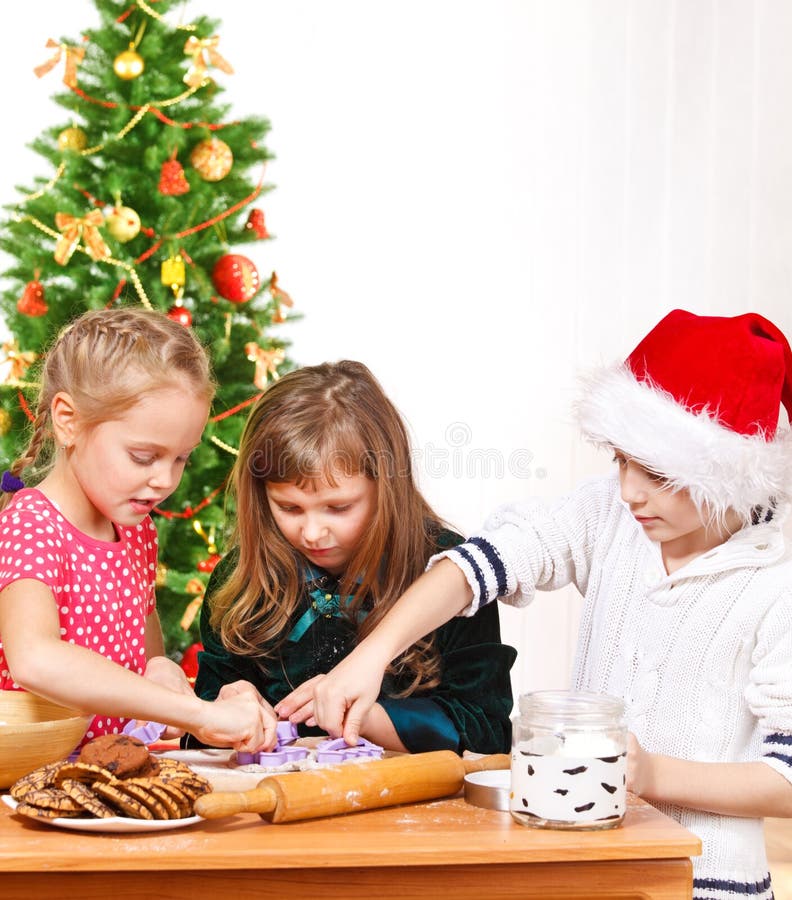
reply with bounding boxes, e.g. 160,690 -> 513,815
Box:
188,360 -> 516,754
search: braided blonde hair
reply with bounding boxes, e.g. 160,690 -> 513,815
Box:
0,307 -> 214,511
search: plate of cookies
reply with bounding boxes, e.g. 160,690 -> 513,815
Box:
1,795 -> 203,832
2,733 -> 210,833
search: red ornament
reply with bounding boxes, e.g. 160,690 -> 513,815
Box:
159,152 -> 190,196
197,553 -> 222,573
166,303 -> 192,327
17,279 -> 48,317
179,642 -> 203,685
245,208 -> 269,239
211,254 -> 260,303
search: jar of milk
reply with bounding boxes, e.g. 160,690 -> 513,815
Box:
510,690 -> 627,830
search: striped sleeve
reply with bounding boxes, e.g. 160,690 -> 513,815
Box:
431,536 -> 517,613
761,732 -> 792,783
763,731 -> 792,781
427,476 -> 616,617
744,592 -> 792,784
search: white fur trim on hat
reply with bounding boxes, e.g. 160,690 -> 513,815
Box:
575,364 -> 792,523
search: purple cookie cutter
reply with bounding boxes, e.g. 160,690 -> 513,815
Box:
315,737 -> 384,764
236,720 -> 308,766
122,719 -> 167,745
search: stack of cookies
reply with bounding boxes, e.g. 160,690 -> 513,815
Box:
9,733 -> 211,821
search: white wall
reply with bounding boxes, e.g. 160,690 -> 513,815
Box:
3,1 -> 792,707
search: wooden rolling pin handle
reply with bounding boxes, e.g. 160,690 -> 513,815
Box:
195,785 -> 277,819
462,753 -> 510,774
193,751 -> 510,822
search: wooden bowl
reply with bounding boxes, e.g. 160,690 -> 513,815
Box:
0,692 -> 90,788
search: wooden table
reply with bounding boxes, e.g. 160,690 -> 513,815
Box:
0,790 -> 699,900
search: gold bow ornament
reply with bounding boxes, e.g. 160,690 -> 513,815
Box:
33,39 -> 86,88
183,35 -> 234,88
0,341 -> 37,385
245,343 -> 285,390
269,271 -> 294,324
54,210 -> 111,266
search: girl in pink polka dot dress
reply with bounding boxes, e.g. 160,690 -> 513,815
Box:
0,308 -> 274,753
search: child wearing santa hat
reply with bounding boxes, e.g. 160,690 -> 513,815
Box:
281,309 -> 792,900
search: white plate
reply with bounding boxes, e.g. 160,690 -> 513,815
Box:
2,794 -> 203,833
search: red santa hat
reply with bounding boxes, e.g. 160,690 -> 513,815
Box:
576,309 -> 792,523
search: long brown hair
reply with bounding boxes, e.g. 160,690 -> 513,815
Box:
211,360 -> 448,693
0,307 -> 214,512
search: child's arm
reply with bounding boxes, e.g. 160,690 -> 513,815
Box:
0,578 -> 276,751
312,559 -> 474,743
138,610 -> 198,739
312,481 -> 612,744
145,608 -> 167,658
143,609 -> 194,694
628,733 -> 792,817
632,592 -> 792,819
279,600 -> 515,754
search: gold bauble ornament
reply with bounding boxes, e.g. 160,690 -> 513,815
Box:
0,408 -> 11,436
190,137 -> 233,182
105,205 -> 141,243
113,47 -> 145,80
57,126 -> 87,152
156,563 -> 168,587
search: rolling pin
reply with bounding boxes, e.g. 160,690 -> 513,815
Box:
194,750 -> 509,823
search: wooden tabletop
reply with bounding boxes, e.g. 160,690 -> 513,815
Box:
0,792 -> 699,872
0,753 -> 701,900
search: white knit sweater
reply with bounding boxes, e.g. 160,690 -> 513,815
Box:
433,475 -> 792,900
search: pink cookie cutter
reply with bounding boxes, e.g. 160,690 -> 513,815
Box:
122,719 -> 167,745
236,721 -> 307,766
315,737 -> 384,764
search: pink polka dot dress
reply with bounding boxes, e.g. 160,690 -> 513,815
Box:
0,488 -> 158,742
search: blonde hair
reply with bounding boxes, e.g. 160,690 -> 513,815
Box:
211,360 -> 447,694
1,307 -> 214,511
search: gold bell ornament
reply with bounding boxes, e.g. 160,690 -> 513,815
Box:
161,255 -> 186,294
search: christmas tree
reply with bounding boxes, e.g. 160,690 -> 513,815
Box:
0,0 -> 295,662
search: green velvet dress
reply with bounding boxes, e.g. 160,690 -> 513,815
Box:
187,532 -> 517,754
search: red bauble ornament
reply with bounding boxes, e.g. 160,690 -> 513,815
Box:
159,154 -> 190,196
197,553 -> 222,573
179,642 -> 203,685
17,280 -> 48,317
166,303 -> 192,327
245,208 -> 269,239
211,254 -> 260,303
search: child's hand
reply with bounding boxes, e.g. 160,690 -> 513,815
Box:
194,692 -> 279,753
626,731 -> 656,797
217,680 -> 280,749
313,647 -> 387,746
274,674 -> 325,726
217,678 -> 266,703
144,655 -> 193,694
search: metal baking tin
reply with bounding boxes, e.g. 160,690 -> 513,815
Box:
463,769 -> 511,811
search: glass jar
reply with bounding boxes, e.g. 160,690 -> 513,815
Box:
510,690 -> 627,830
